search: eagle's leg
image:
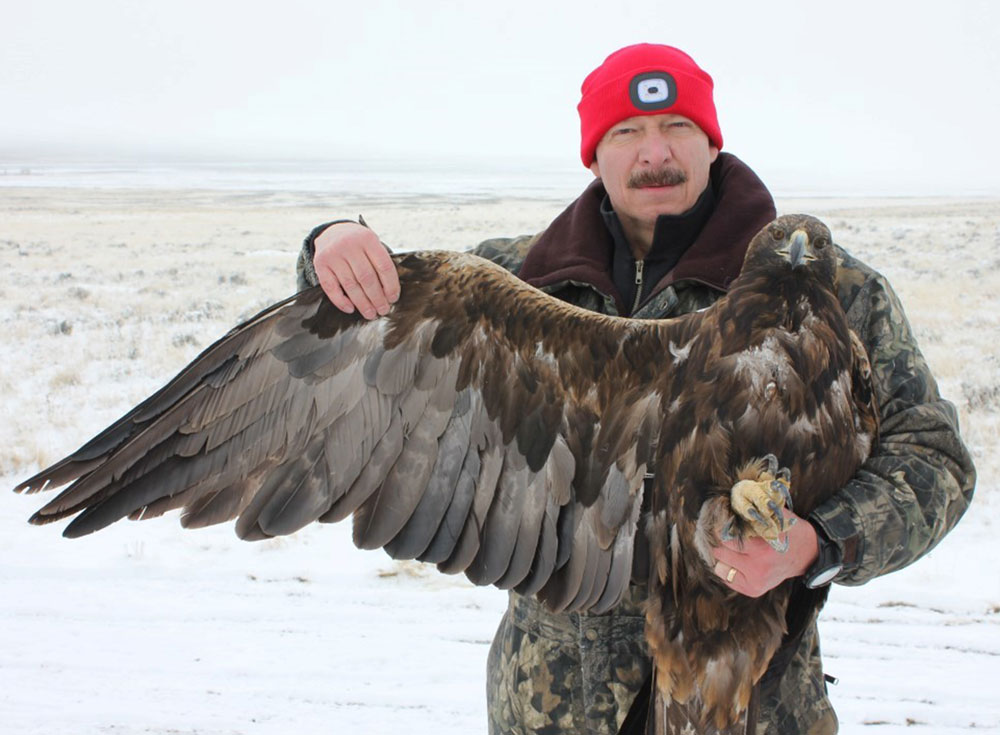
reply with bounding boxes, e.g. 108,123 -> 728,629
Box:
725,455 -> 794,552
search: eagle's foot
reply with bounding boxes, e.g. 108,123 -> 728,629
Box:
727,455 -> 794,552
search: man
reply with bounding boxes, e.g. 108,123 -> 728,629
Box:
295,44 -> 975,735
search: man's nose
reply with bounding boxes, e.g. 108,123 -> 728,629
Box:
638,132 -> 673,165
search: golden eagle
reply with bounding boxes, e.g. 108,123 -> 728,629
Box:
14,214 -> 878,733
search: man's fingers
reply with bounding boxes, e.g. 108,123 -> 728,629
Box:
339,253 -> 389,319
368,245 -> 400,303
332,261 -> 382,319
712,529 -> 798,598
712,542 -> 746,567
714,560 -> 740,585
316,267 -> 356,314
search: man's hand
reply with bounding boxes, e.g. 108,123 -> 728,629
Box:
313,222 -> 400,320
712,509 -> 819,597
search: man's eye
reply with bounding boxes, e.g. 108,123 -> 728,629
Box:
612,128 -> 635,136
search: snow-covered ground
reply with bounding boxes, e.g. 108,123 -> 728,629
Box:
2,188 -> 998,733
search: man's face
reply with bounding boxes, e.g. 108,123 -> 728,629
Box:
589,113 -> 719,230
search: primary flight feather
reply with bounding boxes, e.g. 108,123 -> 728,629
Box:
14,213 -> 878,733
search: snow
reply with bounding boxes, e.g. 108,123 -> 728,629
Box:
0,517 -> 504,734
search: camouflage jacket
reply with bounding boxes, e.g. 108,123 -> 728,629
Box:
296,154 -> 976,734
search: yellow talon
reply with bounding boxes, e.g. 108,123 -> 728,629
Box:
729,456 -> 794,548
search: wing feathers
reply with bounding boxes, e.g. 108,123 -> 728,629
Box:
381,389 -> 474,560
352,359 -> 458,549
19,251 -> 663,614
438,432 -> 504,577
513,492 -> 560,597
493,463 -> 547,590
235,433 -> 330,539
467,450 -> 531,586
180,481 -> 254,529
539,505 -> 591,612
318,389 -> 394,522
340,412 -> 405,535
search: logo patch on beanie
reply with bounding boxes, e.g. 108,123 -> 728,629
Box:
629,72 -> 677,111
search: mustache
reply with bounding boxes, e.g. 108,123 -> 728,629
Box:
628,168 -> 687,188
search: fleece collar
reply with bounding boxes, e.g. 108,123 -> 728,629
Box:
517,152 -> 776,314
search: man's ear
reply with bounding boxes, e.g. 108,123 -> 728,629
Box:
589,159 -> 601,178
709,146 -> 719,163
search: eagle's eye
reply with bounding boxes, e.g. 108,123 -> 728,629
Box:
814,236 -> 829,250
771,227 -> 786,241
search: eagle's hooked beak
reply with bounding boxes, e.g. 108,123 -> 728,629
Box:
785,229 -> 813,268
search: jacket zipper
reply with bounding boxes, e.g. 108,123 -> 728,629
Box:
631,259 -> 645,315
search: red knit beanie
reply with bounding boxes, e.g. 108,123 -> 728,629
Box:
577,43 -> 722,167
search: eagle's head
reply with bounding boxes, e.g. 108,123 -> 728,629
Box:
743,214 -> 837,288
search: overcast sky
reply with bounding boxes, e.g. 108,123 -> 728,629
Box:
3,0 -> 998,194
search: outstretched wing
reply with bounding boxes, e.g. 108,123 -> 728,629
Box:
16,251 -> 668,614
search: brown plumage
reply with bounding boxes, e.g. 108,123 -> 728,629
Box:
14,213 -> 877,733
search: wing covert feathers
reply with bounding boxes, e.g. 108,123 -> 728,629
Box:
16,251 -> 661,613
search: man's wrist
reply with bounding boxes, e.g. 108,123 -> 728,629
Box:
802,522 -> 843,588
786,516 -> 819,578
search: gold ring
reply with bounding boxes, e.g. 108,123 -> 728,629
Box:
726,567 -> 737,583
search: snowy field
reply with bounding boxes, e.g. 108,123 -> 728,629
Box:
1,188 -> 998,733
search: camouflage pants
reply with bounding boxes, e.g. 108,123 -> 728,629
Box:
756,624 -> 839,735
486,589 -> 650,735
486,590 -> 838,735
